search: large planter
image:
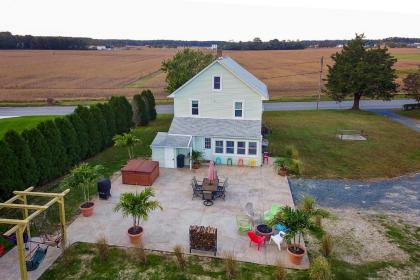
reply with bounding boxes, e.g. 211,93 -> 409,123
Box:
192,161 -> 201,169
287,244 -> 305,265
278,168 -> 288,176
128,226 -> 144,244
80,201 -> 95,217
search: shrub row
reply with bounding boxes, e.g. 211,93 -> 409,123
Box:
0,96 -> 133,201
132,90 -> 157,126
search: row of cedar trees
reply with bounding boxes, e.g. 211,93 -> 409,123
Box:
0,91 -> 157,201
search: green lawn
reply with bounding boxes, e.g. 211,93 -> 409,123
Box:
0,115 -> 58,138
392,53 -> 420,61
395,109 -> 420,120
264,110 -> 420,179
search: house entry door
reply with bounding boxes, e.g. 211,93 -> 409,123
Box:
203,137 -> 212,160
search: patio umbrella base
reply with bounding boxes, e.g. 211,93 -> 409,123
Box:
203,200 -> 214,206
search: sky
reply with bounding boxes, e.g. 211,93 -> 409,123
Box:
1,0 -> 420,41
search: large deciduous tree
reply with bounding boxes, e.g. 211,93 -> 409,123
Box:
403,67 -> 420,103
325,34 -> 398,110
161,48 -> 215,93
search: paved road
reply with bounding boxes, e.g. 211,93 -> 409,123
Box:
366,109 -> 420,132
0,99 -> 416,117
289,173 -> 420,217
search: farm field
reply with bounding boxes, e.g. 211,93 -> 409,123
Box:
0,47 -> 419,103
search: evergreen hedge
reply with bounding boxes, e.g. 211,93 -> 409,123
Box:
0,96 -> 133,202
22,128 -> 53,185
133,94 -> 149,126
4,130 -> 38,187
0,140 -> 22,200
142,89 -> 157,120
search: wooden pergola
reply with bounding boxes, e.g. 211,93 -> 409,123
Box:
0,187 -> 70,280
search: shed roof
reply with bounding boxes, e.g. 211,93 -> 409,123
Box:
168,56 -> 269,100
150,132 -> 192,148
168,117 -> 261,139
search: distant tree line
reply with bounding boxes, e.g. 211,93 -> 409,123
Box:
1,31 -> 420,50
0,92 -> 157,201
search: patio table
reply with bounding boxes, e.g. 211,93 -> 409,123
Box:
202,178 -> 219,192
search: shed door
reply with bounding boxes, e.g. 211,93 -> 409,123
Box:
164,147 -> 175,168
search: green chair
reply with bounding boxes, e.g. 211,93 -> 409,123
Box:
263,203 -> 282,223
236,215 -> 252,234
227,158 -> 233,166
215,157 -> 222,165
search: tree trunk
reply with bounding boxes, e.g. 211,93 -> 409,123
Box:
352,94 -> 361,110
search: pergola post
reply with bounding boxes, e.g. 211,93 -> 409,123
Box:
16,224 -> 27,280
58,197 -> 67,248
21,194 -> 31,239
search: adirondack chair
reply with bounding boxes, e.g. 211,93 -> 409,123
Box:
247,231 -> 266,250
263,203 -> 282,223
269,231 -> 286,251
236,215 -> 252,234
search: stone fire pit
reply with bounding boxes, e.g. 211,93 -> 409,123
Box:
255,224 -> 274,241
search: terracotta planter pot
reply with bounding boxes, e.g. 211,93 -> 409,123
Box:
278,168 -> 288,176
128,226 -> 144,244
192,161 -> 201,169
80,202 -> 95,217
287,244 -> 305,265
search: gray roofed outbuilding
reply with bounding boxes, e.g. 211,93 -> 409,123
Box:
168,117 -> 262,139
150,132 -> 192,148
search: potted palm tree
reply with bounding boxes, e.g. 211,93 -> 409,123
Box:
274,157 -> 288,176
60,163 -> 104,217
113,130 -> 141,159
188,150 -> 203,169
114,188 -> 162,243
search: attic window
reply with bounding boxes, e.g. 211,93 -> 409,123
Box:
213,76 -> 221,90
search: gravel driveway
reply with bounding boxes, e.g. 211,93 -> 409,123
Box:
289,173 -> 420,218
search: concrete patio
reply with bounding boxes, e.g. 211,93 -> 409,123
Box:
67,159 -> 309,269
0,160 -> 309,280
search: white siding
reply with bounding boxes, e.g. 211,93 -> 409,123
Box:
173,63 -> 263,120
152,147 -> 165,166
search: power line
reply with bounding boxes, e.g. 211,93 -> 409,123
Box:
263,71 -> 319,79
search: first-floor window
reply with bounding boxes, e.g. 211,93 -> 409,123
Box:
248,142 -> 257,155
204,138 -> 211,149
191,100 -> 199,115
237,141 -> 246,154
226,141 -> 234,154
215,140 -> 223,153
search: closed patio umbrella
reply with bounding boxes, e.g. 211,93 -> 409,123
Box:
208,161 -> 217,184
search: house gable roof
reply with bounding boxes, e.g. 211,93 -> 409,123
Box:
168,56 -> 269,100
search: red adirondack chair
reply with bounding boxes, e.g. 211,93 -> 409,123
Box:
247,231 -> 266,250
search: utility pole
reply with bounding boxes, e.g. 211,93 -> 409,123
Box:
316,56 -> 324,110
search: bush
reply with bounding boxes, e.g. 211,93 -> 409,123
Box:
90,105 -> 108,150
37,120 -> 68,178
95,235 -> 109,262
173,245 -> 186,270
320,234 -> 333,258
309,256 -> 332,280
274,157 -> 302,175
67,113 -> 89,160
133,94 -> 149,126
75,105 -> 101,157
22,128 -> 53,184
109,96 -> 133,133
0,140 -> 22,200
141,89 -> 157,121
4,130 -> 38,186
275,261 -> 287,280
97,103 -> 116,146
284,144 -> 299,159
54,117 -> 80,167
223,251 -> 237,279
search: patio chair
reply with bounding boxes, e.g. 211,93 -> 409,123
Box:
244,202 -> 261,226
273,223 -> 289,233
191,181 -> 203,200
214,179 -> 227,200
218,177 -> 228,188
192,176 -> 203,189
263,203 -> 282,223
236,215 -> 252,234
215,157 -> 222,165
269,231 -> 286,251
247,231 -> 266,250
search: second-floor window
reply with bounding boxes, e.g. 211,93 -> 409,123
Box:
234,101 -> 243,118
191,100 -> 199,116
213,76 -> 221,90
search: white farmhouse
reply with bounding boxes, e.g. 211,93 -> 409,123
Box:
150,56 -> 269,168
